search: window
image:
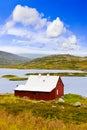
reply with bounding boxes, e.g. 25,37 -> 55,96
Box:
57,89 -> 58,95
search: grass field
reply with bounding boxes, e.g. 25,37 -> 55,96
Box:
0,94 -> 87,130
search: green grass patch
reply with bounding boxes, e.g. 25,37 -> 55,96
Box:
64,94 -> 87,104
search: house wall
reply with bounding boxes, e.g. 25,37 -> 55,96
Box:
55,77 -> 64,98
14,77 -> 64,100
15,90 -> 55,100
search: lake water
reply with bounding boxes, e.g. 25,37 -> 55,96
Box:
0,68 -> 87,97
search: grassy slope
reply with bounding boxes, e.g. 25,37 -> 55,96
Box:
4,54 -> 87,70
0,94 -> 87,130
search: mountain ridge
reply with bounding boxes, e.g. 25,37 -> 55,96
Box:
0,52 -> 87,70
0,51 -> 30,65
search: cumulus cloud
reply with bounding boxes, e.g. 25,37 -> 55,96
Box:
46,17 -> 66,37
12,5 -> 47,29
0,4 -> 79,54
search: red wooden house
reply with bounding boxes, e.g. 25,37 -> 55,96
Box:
14,74 -> 64,100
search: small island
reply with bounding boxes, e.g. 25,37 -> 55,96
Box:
1,74 -> 28,81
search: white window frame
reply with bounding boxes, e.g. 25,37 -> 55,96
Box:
57,89 -> 58,95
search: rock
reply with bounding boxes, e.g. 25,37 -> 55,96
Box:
58,98 -> 65,103
73,102 -> 81,107
32,101 -> 37,104
52,105 -> 56,108
39,100 -> 46,103
61,106 -> 64,109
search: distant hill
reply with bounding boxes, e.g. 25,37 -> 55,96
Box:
0,51 -> 29,66
16,54 -> 87,70
19,53 -> 48,60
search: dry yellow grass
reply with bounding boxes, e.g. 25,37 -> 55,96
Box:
0,110 -> 87,130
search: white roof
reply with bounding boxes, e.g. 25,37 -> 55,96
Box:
15,75 -> 59,92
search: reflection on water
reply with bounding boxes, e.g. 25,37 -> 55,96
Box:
0,68 -> 87,97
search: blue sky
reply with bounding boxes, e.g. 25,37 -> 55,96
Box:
0,0 -> 87,55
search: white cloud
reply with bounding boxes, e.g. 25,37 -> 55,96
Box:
46,17 -> 66,37
7,27 -> 32,38
12,5 -> 47,29
0,5 -> 80,55
5,21 -> 14,30
62,35 -> 79,50
68,35 -> 77,44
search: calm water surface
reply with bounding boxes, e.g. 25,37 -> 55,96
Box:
0,68 -> 87,97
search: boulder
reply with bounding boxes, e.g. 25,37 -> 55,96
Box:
73,102 -> 81,107
58,98 -> 65,103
